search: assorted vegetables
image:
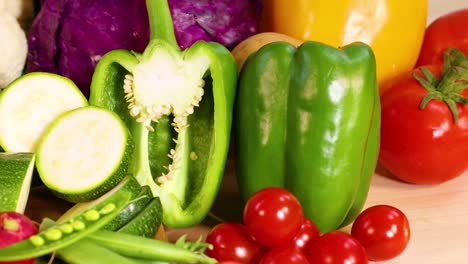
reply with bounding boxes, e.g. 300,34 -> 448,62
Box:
0,1 -> 467,263
26,0 -> 257,97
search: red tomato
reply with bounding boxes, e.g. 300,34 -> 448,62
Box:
416,9 -> 468,66
243,187 -> 304,248
306,231 -> 368,264
379,64 -> 468,184
205,222 -> 263,264
289,218 -> 320,252
259,247 -> 310,264
351,205 -> 411,261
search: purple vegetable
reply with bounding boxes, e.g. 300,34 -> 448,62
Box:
169,0 -> 257,50
26,0 -> 258,97
27,0 -> 150,97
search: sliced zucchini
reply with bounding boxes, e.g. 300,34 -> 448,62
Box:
0,72 -> 88,152
117,198 -> 162,238
36,106 -> 134,202
0,152 -> 35,213
103,185 -> 153,231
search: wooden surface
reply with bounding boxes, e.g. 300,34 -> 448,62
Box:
352,167 -> 468,264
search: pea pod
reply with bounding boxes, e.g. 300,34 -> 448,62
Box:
235,41 -> 381,233
0,183 -> 132,261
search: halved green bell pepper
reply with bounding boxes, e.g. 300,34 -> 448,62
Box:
89,0 -> 237,228
235,41 -> 381,233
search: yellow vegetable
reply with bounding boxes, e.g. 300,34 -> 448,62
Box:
258,0 -> 428,93
231,32 -> 302,72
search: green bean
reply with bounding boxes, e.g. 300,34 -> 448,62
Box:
88,230 -> 216,264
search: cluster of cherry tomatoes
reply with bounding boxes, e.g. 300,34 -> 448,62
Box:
205,187 -> 410,264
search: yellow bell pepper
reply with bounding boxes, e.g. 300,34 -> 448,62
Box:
258,0 -> 428,94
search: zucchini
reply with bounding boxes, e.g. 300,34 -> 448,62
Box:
36,106 -> 134,202
103,185 -> 153,231
57,176 -> 143,232
117,197 -> 162,238
0,152 -> 35,213
0,72 -> 88,152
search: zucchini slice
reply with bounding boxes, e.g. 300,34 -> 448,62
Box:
0,152 -> 35,213
117,197 -> 163,238
36,106 -> 134,202
0,72 -> 88,152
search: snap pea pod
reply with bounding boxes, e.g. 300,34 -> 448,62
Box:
88,230 -> 216,264
56,238 -> 142,264
0,190 -> 132,261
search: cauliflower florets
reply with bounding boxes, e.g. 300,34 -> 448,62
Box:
0,0 -> 34,30
0,13 -> 27,89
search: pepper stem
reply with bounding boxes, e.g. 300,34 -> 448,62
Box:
414,48 -> 468,123
146,0 -> 179,49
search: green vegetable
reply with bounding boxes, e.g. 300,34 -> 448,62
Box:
0,152 -> 35,213
89,0 -> 236,228
57,175 -> 145,232
35,106 -> 134,202
88,230 -> 216,264
117,197 -> 162,238
104,185 -> 154,231
235,41 -> 381,233
0,176 -> 134,261
56,238 -> 142,264
0,72 -> 88,152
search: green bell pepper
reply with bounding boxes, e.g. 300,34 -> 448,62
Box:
89,0 -> 237,228
235,41 -> 381,233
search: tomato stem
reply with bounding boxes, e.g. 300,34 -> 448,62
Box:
415,48 -> 468,123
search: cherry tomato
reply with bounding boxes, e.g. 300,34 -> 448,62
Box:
416,9 -> 468,67
351,205 -> 411,261
243,187 -> 304,248
379,63 -> 468,184
259,247 -> 310,264
289,218 -> 320,252
306,231 -> 368,264
205,222 -> 263,264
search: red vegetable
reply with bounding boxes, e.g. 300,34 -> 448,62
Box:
205,222 -> 263,264
351,205 -> 411,261
259,247 -> 310,264
416,9 -> 468,67
379,49 -> 468,184
0,212 -> 38,264
288,218 -> 320,252
243,187 -> 304,248
306,231 -> 368,264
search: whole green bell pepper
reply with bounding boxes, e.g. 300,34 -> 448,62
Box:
89,0 -> 237,228
235,41 -> 381,233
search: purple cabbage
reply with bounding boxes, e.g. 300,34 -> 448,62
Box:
27,0 -> 258,97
